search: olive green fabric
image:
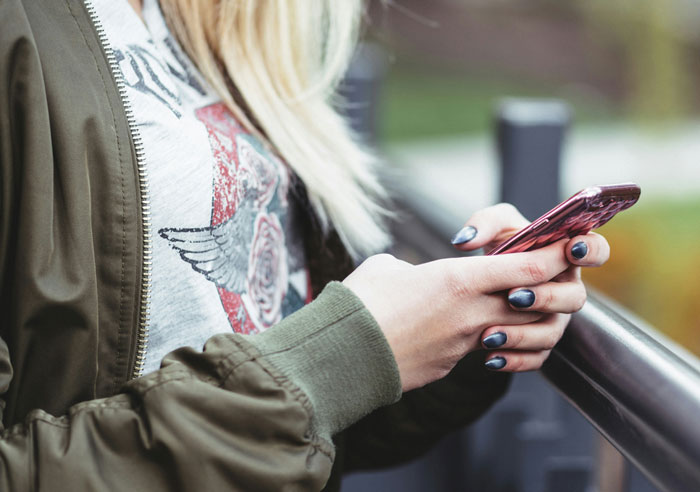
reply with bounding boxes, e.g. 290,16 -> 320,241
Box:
320,350 -> 510,491
0,0 -> 145,422
247,282 -> 401,441
0,0 -> 511,490
0,284 -> 400,490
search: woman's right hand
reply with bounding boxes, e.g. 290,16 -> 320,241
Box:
342,241 -> 574,392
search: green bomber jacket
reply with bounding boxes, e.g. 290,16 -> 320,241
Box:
0,0 -> 510,490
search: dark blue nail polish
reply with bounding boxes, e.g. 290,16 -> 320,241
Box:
483,332 -> 507,349
451,226 -> 477,245
571,241 -> 588,259
508,289 -> 535,308
485,356 -> 506,370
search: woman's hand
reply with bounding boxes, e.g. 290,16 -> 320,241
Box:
452,203 -> 610,372
344,238 -> 576,392
343,203 -> 610,392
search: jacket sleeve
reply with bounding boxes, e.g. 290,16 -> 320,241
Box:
340,350 -> 511,472
0,283 -> 402,491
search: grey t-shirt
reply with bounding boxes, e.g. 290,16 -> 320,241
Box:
92,0 -> 309,374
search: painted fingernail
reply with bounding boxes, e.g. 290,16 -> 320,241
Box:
451,226 -> 477,245
508,289 -> 535,308
485,356 -> 506,370
483,332 -> 507,349
571,241 -> 588,259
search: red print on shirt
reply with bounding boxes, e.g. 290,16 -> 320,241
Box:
159,103 -> 292,334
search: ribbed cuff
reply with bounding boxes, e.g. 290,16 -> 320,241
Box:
242,282 -> 402,440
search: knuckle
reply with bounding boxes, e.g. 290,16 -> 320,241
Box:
563,283 -> 587,313
474,203 -> 517,223
510,328 -> 525,348
496,203 -> 527,223
573,288 -> 587,312
537,350 -> 553,369
361,253 -> 397,271
521,260 -> 548,284
539,287 -> 555,311
495,202 -> 518,214
544,331 -> 560,350
437,349 -> 463,378
468,208 -> 485,222
444,268 -> 473,300
439,367 -> 452,380
370,253 -> 395,264
507,356 -> 525,372
461,320 -> 481,337
434,365 -> 452,382
446,340 -> 466,360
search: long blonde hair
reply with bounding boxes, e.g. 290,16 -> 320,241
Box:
159,0 -> 390,260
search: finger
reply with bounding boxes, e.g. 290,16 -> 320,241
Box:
481,313 -> 570,351
566,232 -> 610,267
458,239 -> 570,292
506,281 -> 587,313
553,265 -> 580,283
483,350 -> 553,372
451,203 -> 529,251
474,293 -> 544,327
443,291 -> 543,330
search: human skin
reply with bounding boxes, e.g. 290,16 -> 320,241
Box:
120,1 -> 609,394
343,203 -> 610,392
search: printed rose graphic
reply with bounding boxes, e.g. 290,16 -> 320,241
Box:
163,103 -> 307,335
247,212 -> 288,326
237,138 -> 278,209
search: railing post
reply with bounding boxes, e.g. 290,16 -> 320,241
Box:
338,43 -> 387,146
463,98 -> 604,492
496,99 -> 570,219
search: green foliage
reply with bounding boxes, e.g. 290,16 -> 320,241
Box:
379,65 -> 613,142
584,197 -> 700,355
578,0 -> 691,123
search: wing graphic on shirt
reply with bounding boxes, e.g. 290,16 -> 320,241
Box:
159,207 -> 256,293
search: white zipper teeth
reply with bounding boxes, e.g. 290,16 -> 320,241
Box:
84,1 -> 151,379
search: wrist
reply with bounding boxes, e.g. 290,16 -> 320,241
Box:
243,282 -> 402,440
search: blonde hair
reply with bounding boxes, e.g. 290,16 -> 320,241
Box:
159,0 -> 391,260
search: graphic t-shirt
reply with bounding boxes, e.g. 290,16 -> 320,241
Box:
91,0 -> 310,374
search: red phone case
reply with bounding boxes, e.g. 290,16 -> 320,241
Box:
488,183 -> 641,255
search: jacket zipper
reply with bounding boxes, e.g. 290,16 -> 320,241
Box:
84,0 -> 152,379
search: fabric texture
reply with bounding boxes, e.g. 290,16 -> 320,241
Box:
0,283 -> 399,491
247,282 -> 401,441
0,0 -> 511,490
91,0 -> 310,375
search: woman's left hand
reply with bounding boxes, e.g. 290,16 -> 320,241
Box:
451,203 -> 611,372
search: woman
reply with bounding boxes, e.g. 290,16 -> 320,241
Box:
0,0 -> 608,490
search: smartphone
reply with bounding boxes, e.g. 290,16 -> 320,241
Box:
488,183 -> 641,255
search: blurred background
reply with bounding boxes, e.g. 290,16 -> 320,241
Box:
340,1 -> 699,491
360,0 -> 700,356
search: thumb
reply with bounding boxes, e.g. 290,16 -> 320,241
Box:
451,203 -> 530,251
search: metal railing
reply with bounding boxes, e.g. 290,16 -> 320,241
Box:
389,190 -> 700,492
543,294 -> 700,492
495,98 -> 700,492
387,105 -> 700,491
341,52 -> 700,492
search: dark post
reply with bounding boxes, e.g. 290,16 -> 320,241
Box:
496,99 -> 570,220
458,98 -> 602,492
337,43 -> 387,146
